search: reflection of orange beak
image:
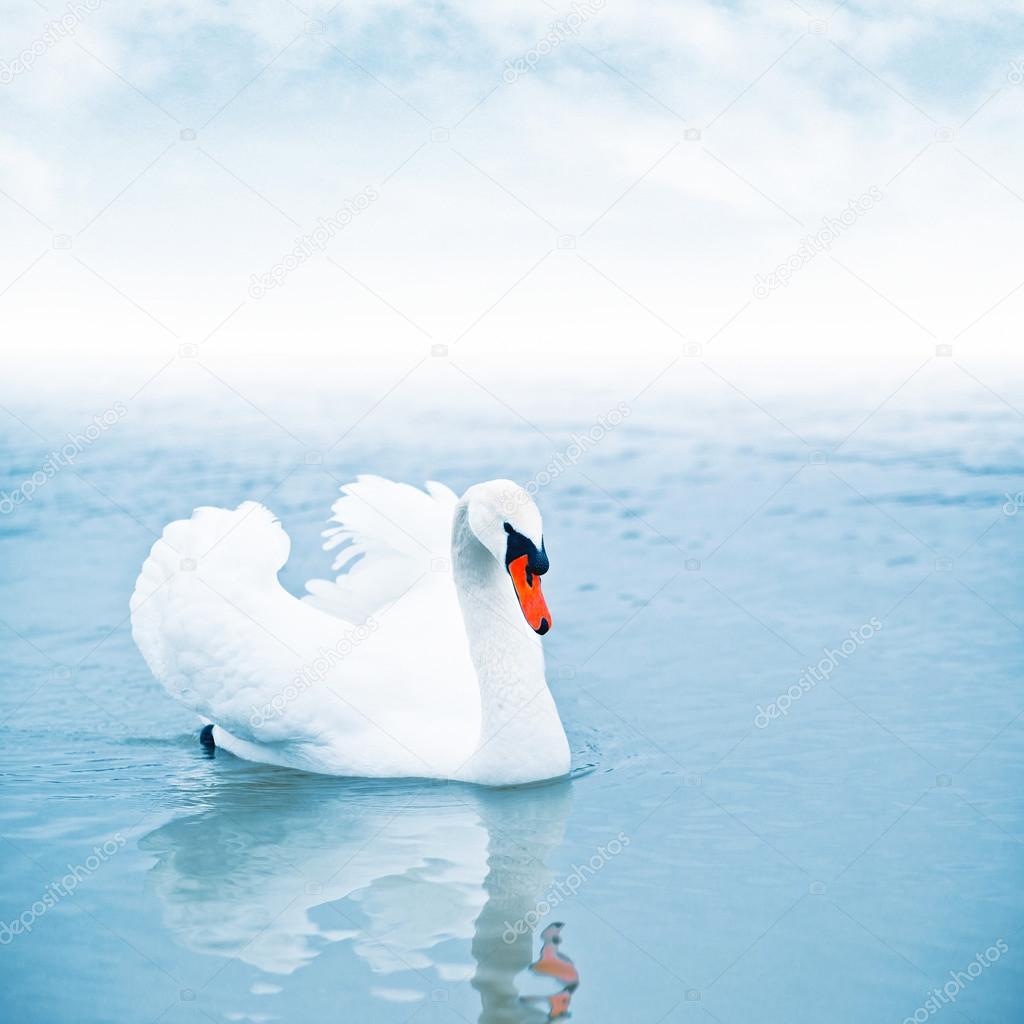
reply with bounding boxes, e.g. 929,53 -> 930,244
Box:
547,991 -> 572,1018
508,554 -> 551,635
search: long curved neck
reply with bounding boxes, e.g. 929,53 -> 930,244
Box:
451,505 -> 569,786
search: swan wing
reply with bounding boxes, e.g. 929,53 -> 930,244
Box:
130,502 -> 357,746
303,475 -> 459,621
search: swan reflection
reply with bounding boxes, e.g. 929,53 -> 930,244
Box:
520,924 -> 578,1019
140,760 -> 579,1020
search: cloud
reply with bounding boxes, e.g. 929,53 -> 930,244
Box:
2,0 -> 1022,395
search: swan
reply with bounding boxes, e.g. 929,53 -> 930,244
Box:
130,476 -> 571,785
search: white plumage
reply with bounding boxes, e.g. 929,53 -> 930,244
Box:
130,476 -> 570,785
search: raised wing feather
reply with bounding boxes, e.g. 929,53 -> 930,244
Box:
303,475 -> 458,621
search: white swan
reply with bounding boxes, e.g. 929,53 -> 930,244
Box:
130,476 -> 570,785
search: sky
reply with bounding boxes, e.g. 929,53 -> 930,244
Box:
1,0 -> 1023,409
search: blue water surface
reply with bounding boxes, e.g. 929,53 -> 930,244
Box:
1,380 -> 1022,1022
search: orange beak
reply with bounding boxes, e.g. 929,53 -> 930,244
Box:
508,554 -> 551,635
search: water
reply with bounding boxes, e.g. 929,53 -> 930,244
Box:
1,379 -> 1022,1022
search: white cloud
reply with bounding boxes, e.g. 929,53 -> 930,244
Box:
1,0 -> 1022,401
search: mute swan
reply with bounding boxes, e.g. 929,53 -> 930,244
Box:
130,477 -> 571,785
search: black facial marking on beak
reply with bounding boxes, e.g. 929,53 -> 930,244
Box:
503,521 -> 548,576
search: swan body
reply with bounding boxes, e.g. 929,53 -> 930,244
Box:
130,477 -> 570,785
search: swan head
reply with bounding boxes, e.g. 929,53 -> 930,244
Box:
462,480 -> 551,636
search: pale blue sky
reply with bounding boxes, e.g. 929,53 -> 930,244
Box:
2,0 -> 1023,393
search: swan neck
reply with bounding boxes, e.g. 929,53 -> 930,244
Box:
451,505 -> 568,784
